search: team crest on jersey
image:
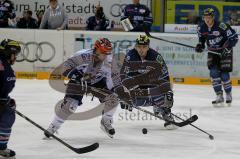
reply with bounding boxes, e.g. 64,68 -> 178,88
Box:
212,31 -> 220,36
219,23 -> 227,30
139,9 -> 146,13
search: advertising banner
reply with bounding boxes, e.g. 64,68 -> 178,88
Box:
1,29 -> 239,78
14,0 -> 151,29
166,1 -> 240,24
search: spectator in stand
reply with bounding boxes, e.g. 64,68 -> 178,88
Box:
121,0 -> 153,32
36,10 -> 44,28
17,10 -> 38,29
0,0 -> 15,28
40,0 -> 68,30
226,10 -> 240,26
86,4 -> 113,31
86,5 -> 111,30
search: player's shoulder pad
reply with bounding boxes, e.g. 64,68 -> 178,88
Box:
124,49 -> 137,62
219,22 -> 228,31
156,53 -> 165,66
197,22 -> 207,32
74,49 -> 92,56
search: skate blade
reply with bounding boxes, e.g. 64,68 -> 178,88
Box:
0,156 -> 16,159
100,125 -> 113,138
212,102 -> 224,108
42,136 -> 53,140
226,103 -> 232,107
164,124 -> 178,130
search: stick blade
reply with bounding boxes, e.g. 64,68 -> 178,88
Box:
72,142 -> 99,154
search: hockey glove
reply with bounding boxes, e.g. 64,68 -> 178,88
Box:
120,101 -> 133,111
68,69 -> 83,84
195,43 -> 204,53
8,98 -> 16,110
222,48 -> 232,57
0,98 -> 16,114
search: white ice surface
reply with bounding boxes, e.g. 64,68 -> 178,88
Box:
7,80 -> 240,159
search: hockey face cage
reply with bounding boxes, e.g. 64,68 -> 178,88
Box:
94,38 -> 113,55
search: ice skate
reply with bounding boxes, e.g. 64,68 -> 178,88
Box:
100,118 -> 115,138
43,123 -> 59,139
154,107 -> 177,130
212,92 -> 224,107
226,92 -> 232,107
162,113 -> 178,130
0,148 -> 15,159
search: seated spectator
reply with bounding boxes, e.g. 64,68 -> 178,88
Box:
226,10 -> 240,26
86,5 -> 113,31
0,0 -> 15,28
36,9 -> 44,28
40,0 -> 68,30
17,10 -> 38,29
121,0 -> 153,32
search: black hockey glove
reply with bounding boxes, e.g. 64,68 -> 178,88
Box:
222,48 -> 232,57
0,98 -> 16,114
195,43 -> 204,53
9,98 -> 16,110
164,90 -> 174,108
120,101 -> 133,111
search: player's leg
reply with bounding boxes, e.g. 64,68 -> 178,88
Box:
0,106 -> 16,158
209,66 -> 224,105
152,91 -> 176,130
208,54 -> 224,105
44,80 -> 83,138
221,72 -> 232,105
219,54 -> 233,106
92,78 -> 118,138
101,94 -> 118,138
44,96 -> 82,138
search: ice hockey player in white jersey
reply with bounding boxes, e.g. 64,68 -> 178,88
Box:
44,38 -> 118,138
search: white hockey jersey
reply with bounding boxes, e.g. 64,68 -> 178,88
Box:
62,49 -> 113,89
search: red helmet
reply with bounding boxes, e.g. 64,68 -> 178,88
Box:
94,38 -> 112,54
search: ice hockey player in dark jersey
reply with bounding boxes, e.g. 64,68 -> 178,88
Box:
195,8 -> 238,106
0,39 -> 21,158
121,0 -> 153,32
45,38 -> 118,138
120,35 -> 176,129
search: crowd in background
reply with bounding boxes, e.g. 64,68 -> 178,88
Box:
0,0 -> 240,32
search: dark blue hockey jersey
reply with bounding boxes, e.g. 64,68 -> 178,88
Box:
197,21 -> 238,52
121,48 -> 170,85
121,3 -> 153,32
0,55 -> 15,101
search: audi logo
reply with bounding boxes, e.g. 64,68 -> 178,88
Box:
110,4 -> 127,17
17,41 -> 56,63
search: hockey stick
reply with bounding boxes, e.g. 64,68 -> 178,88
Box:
171,113 -> 214,140
88,86 -> 216,140
15,109 -> 99,154
86,86 -> 198,127
145,30 -> 221,56
132,106 -> 198,127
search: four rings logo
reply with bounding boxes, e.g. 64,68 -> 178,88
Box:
17,41 -> 56,63
110,4 -> 127,17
